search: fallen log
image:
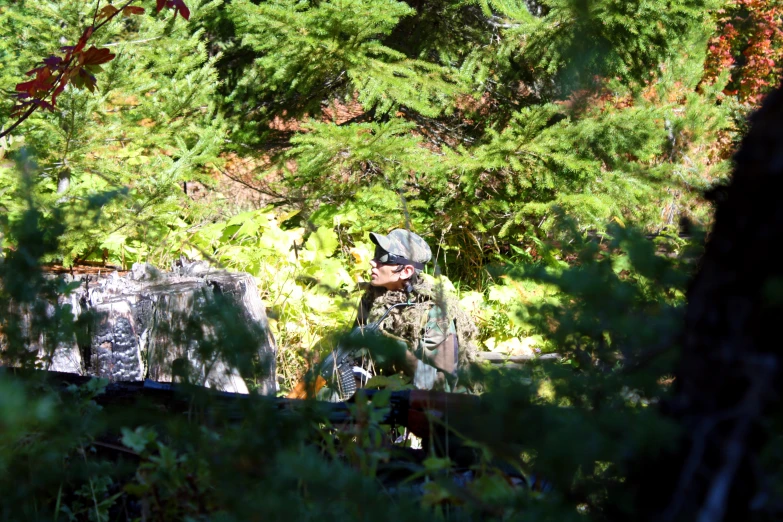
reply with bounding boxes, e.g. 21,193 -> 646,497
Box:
477,352 -> 560,364
0,365 -> 479,451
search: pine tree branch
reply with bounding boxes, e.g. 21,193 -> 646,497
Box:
485,16 -> 522,29
397,106 -> 475,148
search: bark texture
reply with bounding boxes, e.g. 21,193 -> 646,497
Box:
635,86 -> 783,521
8,260 -> 277,395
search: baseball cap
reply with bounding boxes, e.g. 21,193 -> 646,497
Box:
369,229 -> 432,268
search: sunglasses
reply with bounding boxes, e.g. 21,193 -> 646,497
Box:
372,247 -> 423,269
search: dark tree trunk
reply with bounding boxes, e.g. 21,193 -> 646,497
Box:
634,86 -> 783,521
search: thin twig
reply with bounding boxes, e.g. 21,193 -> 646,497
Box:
0,105 -> 37,139
103,36 -> 162,48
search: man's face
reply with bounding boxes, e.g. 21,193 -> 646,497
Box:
369,247 -> 412,290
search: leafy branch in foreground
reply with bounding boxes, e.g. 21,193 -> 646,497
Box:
0,0 -> 226,268
0,0 -> 190,139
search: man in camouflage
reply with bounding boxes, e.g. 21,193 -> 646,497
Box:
355,229 -> 478,392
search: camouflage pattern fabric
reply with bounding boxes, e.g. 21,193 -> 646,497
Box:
369,229 -> 432,264
415,302 -> 459,390
356,280 -> 479,392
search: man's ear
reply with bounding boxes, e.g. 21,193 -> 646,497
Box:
399,265 -> 415,280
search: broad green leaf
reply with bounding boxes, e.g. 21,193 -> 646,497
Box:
100,230 -> 128,253
304,291 -> 332,313
488,284 -> 519,305
304,226 -> 339,259
235,217 -> 261,239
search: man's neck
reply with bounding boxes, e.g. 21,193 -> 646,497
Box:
372,280 -> 406,292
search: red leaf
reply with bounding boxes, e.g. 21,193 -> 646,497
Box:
16,68 -> 55,98
51,79 -> 67,105
156,0 -> 166,13
25,65 -> 47,76
70,67 -> 97,93
63,27 -> 94,57
33,99 -> 55,112
79,46 -> 116,66
176,0 -> 190,20
15,79 -> 39,97
122,5 -> 145,15
166,0 -> 190,20
43,55 -> 63,69
11,101 -> 30,117
76,26 -> 94,53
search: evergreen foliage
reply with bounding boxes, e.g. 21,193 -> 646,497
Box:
0,0 -> 225,265
195,0 -> 736,287
524,0 -> 719,85
0,0 -> 745,272
0,181 -> 706,521
1,1 -> 782,520
224,0 -> 460,133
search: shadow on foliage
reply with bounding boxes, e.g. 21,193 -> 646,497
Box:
2,163 -> 709,520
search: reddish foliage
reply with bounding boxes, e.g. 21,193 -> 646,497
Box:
97,4 -> 120,20
123,5 -> 146,16
12,26 -> 115,115
5,0 -> 187,129
704,0 -> 783,105
157,0 -> 190,20
79,46 -> 116,67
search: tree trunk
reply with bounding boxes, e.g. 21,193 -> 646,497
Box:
634,86 -> 783,522
18,260 -> 277,395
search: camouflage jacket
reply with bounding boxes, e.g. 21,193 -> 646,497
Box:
355,280 -> 477,392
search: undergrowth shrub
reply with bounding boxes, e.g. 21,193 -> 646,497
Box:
1,180 -> 706,520
85,199 -> 701,396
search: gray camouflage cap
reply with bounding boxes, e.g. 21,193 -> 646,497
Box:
369,229 -> 432,267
